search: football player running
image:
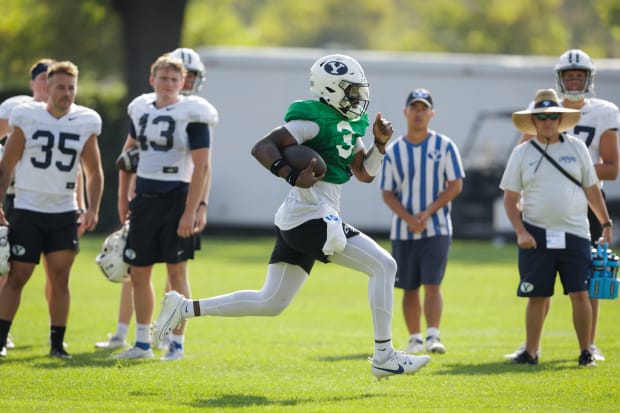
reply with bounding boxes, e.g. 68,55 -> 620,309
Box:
96,48 -> 214,360
508,49 -> 620,362
111,52 -> 217,361
152,54 -> 431,379
0,61 -> 104,359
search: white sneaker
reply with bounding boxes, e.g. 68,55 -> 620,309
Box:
112,346 -> 154,359
426,336 -> 446,354
505,343 -> 541,359
152,291 -> 186,348
160,342 -> 184,361
369,350 -> 431,379
157,336 -> 171,350
404,338 -> 425,354
0,345 -> 6,357
590,344 -> 605,361
6,334 -> 14,349
95,334 -> 127,350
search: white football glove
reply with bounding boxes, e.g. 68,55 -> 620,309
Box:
0,226 -> 9,276
95,223 -> 130,283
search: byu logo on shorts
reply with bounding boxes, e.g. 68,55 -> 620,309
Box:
520,282 -> 534,293
324,61 -> 348,75
124,249 -> 136,260
11,245 -> 26,256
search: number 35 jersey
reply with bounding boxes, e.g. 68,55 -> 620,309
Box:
9,101 -> 101,212
128,93 -> 218,183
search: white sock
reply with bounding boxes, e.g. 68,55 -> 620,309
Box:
181,300 -> 195,318
136,323 -> 151,346
171,334 -> 184,345
115,322 -> 129,339
374,339 -> 393,362
427,327 -> 440,339
409,333 -> 423,343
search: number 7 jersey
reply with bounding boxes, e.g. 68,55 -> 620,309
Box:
9,101 -> 101,212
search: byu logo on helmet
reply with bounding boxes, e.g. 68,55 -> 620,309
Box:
323,61 -> 348,75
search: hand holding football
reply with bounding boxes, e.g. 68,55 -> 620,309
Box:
281,145 -> 327,176
115,146 -> 139,173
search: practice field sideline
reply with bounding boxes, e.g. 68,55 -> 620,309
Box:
1,235 -> 618,412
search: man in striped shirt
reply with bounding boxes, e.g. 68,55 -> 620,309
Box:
380,88 -> 465,355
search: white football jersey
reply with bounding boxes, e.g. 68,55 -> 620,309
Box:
0,95 -> 33,195
9,101 -> 102,212
0,95 -> 33,126
569,98 -> 620,164
128,93 -> 218,182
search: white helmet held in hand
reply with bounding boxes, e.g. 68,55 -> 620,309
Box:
554,49 -> 596,102
96,224 -> 130,283
170,47 -> 206,95
0,226 -> 9,276
310,54 -> 370,119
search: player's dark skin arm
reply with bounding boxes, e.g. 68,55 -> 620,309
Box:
251,126 -> 322,188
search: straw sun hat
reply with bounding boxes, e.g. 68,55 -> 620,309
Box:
512,88 -> 581,135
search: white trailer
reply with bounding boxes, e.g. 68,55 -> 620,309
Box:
196,46 -> 620,238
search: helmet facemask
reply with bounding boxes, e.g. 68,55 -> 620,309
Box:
336,80 -> 370,119
557,69 -> 594,102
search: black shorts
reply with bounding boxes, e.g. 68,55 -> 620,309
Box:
392,236 -> 451,290
517,222 -> 591,297
269,219 -> 360,274
8,208 -> 80,264
124,192 -> 200,266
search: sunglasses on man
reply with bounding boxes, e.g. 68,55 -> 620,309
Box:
535,113 -> 560,121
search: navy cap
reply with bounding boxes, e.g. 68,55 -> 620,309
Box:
405,88 -> 433,109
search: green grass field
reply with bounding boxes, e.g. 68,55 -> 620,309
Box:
1,235 -> 619,412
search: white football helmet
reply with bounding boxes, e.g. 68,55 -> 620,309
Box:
554,49 -> 596,102
96,224 -> 130,283
0,226 -> 9,276
170,48 -> 205,95
310,54 -> 370,119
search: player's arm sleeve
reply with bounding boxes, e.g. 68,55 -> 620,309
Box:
282,120 -> 319,144
187,122 -> 210,149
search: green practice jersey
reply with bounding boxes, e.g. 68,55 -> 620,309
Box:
284,100 -> 370,184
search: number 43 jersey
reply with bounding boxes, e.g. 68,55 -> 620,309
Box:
9,101 -> 102,212
127,93 -> 218,183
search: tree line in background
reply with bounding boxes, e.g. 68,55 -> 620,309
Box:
0,0 -> 619,232
2,0 -> 620,92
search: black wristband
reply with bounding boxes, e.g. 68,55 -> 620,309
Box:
602,220 -> 613,228
286,170 -> 299,186
270,158 -> 289,177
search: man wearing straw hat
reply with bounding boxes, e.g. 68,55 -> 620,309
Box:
500,88 -> 613,366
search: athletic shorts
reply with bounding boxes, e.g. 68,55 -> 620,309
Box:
124,191 -> 200,266
269,218 -> 360,274
392,236 -> 451,290
517,222 -> 591,297
8,208 -> 80,264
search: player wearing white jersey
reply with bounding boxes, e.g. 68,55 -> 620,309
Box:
509,50 -> 620,362
0,61 -> 104,359
94,48 -> 215,357
112,53 -> 217,361
381,89 -> 465,355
